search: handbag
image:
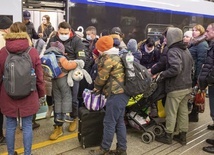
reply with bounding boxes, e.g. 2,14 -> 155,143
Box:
194,90 -> 205,113
83,89 -> 106,111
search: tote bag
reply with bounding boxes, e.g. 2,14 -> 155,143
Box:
83,89 -> 106,111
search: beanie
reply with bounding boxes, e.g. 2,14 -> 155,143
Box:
96,36 -> 113,52
127,39 -> 137,52
23,10 -> 31,20
50,41 -> 65,54
0,16 -> 12,29
184,31 -> 192,38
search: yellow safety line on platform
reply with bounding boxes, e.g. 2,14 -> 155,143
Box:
1,132 -> 78,155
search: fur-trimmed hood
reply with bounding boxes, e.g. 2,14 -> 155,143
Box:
4,32 -> 32,53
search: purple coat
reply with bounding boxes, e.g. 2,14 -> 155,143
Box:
0,32 -> 45,117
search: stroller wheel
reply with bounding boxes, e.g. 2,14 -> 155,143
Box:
147,130 -> 155,141
141,132 -> 153,144
153,124 -> 165,136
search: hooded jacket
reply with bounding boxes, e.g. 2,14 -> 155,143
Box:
0,32 -> 45,117
161,27 -> 193,93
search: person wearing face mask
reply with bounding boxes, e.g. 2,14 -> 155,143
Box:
38,15 -> 54,42
46,21 -> 86,140
85,26 -> 98,52
0,15 -> 12,146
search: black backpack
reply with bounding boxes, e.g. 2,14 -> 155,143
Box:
114,52 -> 152,97
3,47 -> 37,99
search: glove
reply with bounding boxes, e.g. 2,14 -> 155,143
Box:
39,96 -> 46,106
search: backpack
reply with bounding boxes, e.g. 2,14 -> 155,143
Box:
3,47 -> 37,99
114,52 -> 152,97
41,52 -> 62,79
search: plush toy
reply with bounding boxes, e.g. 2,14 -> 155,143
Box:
67,60 -> 92,87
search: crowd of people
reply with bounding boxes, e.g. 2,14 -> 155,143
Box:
0,10 -> 214,155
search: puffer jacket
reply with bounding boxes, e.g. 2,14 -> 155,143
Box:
161,27 -> 193,93
0,32 -> 45,117
198,41 -> 214,90
94,47 -> 125,97
189,37 -> 208,85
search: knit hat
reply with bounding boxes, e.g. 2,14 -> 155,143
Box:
127,39 -> 137,52
23,10 -> 31,20
50,41 -> 65,54
0,16 -> 12,29
96,36 -> 113,52
184,31 -> 192,38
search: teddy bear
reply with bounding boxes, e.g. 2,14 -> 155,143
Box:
67,59 -> 92,87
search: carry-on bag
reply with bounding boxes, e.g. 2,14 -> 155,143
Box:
78,107 -> 105,148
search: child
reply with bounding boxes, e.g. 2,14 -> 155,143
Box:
46,41 -> 78,122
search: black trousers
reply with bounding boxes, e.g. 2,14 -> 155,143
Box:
0,111 -> 3,137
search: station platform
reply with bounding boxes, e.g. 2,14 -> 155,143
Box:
0,98 -> 213,155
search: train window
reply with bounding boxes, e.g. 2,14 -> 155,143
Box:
145,24 -> 173,40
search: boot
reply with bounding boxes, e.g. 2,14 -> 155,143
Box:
155,132 -> 172,144
68,118 -> 78,132
49,126 -> 63,140
173,132 -> 187,145
46,106 -> 53,119
89,147 -> 109,155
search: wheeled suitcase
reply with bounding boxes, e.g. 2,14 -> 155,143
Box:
78,107 -> 105,148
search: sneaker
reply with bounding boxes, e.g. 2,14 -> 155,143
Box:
0,136 -> 6,145
32,122 -> 40,130
55,113 -> 64,122
207,124 -> 214,130
63,114 -> 74,123
89,147 -> 109,155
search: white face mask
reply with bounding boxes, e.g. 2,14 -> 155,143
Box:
59,34 -> 70,41
86,35 -> 92,41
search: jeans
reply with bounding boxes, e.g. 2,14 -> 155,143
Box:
54,81 -> 79,126
209,85 -> 214,121
101,93 -> 129,151
6,115 -> 33,155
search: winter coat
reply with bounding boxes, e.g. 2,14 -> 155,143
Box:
140,44 -> 160,69
189,39 -> 208,85
94,47 -> 125,97
38,24 -> 54,42
46,29 -> 86,61
198,41 -> 214,90
161,28 -> 193,93
0,32 -> 45,117
0,31 -> 6,49
25,21 -> 39,40
151,46 -> 168,75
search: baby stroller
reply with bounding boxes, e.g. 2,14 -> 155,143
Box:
126,78 -> 166,144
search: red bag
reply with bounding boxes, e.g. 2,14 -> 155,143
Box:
194,90 -> 205,113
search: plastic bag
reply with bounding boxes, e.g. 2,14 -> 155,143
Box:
83,89 -> 106,111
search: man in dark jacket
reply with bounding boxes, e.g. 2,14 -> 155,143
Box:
199,23 -> 214,154
155,27 -> 193,145
47,21 -> 86,140
23,10 -> 39,40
